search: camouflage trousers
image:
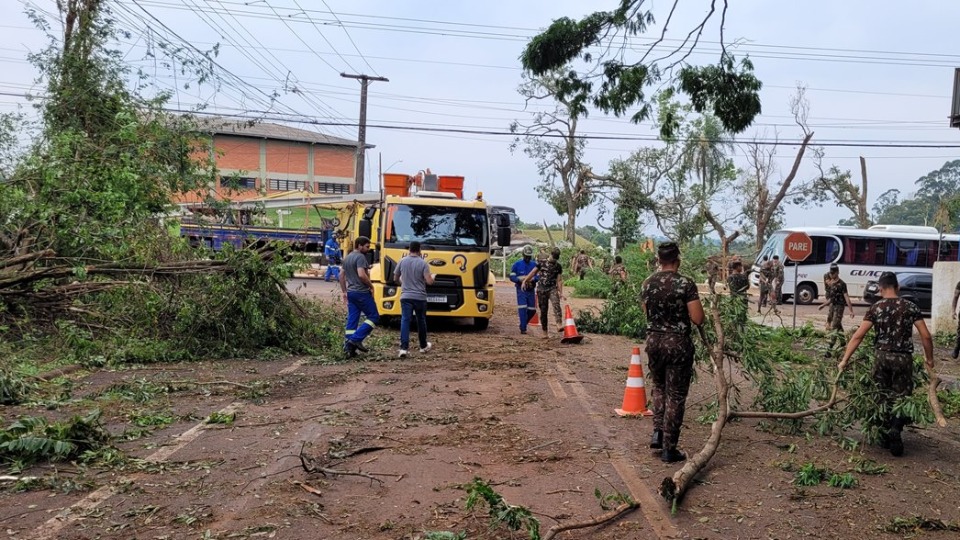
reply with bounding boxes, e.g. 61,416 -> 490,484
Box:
871,351 -> 915,432
826,304 -> 846,348
536,287 -> 563,332
773,281 -> 783,304
645,332 -> 695,450
758,284 -> 770,308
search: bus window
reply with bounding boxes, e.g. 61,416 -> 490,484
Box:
887,239 -> 930,267
797,236 -> 840,265
843,237 -> 885,265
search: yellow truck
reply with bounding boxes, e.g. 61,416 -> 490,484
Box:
332,171 -> 511,329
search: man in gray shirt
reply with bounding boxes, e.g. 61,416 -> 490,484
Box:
339,236 -> 379,357
393,240 -> 435,358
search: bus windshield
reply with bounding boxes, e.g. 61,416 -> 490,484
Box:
387,204 -> 488,249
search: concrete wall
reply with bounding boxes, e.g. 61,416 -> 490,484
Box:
931,261 -> 960,334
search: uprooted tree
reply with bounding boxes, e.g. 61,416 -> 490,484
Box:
1,0 -> 340,363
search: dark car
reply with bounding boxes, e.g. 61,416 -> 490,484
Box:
862,272 -> 932,313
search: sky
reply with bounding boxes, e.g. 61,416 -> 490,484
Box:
2,0 -> 959,239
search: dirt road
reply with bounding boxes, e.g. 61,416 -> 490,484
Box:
2,280 -> 959,539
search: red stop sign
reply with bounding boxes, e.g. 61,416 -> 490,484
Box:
783,232 -> 813,262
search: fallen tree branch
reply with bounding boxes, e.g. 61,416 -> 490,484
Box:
298,442 -> 388,485
927,366 -> 948,428
541,501 -> 639,540
660,319 -> 729,509
731,374 -> 843,420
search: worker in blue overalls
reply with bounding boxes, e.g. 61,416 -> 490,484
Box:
323,234 -> 342,282
510,245 -> 539,334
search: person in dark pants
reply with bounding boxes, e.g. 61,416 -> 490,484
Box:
509,246 -> 538,334
818,263 -> 855,349
726,260 -> 750,325
641,242 -> 705,463
839,272 -> 934,457
523,247 -> 564,337
339,236 -> 379,357
394,241 -> 435,358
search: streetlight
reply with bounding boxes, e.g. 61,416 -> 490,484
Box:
378,153 -> 403,194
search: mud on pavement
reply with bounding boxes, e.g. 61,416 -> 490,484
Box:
2,280 -> 960,539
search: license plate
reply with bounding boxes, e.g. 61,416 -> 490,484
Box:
427,295 -> 447,303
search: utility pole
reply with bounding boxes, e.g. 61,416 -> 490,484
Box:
341,73 -> 389,194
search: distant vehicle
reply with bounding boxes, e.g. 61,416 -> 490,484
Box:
862,272 -> 932,313
752,225 -> 960,304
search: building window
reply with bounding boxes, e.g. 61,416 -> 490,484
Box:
316,182 -> 350,194
268,179 -> 307,191
221,176 -> 256,190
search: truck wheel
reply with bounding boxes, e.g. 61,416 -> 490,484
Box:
795,283 -> 816,305
379,315 -> 393,327
473,317 -> 490,331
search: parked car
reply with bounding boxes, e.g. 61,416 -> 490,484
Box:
862,272 -> 932,313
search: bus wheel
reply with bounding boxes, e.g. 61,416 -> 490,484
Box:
379,315 -> 394,328
473,317 -> 490,331
795,283 -> 816,305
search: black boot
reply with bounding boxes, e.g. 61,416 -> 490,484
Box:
661,447 -> 687,463
649,430 -> 663,449
888,418 -> 907,457
952,341 -> 959,359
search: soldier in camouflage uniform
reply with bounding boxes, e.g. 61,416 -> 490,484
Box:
818,264 -> 854,346
608,255 -> 627,281
573,249 -> 593,280
641,242 -> 705,463
757,256 -> 773,312
726,260 -> 750,326
839,272 -> 934,457
523,248 -> 564,337
772,255 -> 785,305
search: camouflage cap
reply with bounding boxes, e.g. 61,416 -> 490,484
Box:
522,245 -> 534,257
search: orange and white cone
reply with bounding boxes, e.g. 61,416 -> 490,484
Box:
615,347 -> 654,417
528,310 -> 540,327
559,305 -> 584,344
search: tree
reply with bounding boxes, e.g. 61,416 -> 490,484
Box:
737,87 -> 815,251
521,0 -> 762,139
873,160 -> 960,231
510,72 -> 601,245
812,153 -> 871,229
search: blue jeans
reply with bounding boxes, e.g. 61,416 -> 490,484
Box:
345,290 -> 379,346
516,287 -> 536,332
399,298 -> 428,350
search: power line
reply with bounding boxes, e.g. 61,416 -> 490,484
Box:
315,0 -> 379,76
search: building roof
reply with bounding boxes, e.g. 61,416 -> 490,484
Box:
197,117 -> 365,148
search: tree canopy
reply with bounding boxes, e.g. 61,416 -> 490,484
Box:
521,0 -> 762,139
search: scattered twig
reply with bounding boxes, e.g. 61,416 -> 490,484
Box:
523,439 -> 562,453
545,488 -> 583,495
926,366 -> 948,428
298,442 -> 394,485
542,502 -> 639,540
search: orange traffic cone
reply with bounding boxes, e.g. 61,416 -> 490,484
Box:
560,305 -> 583,344
528,310 -> 540,327
615,347 -> 654,417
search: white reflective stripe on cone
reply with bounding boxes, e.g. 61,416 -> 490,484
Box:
630,355 -> 641,364
625,377 -> 645,388
565,319 -> 575,326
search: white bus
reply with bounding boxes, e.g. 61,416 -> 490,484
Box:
751,225 -> 960,304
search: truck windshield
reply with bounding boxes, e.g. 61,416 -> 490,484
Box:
387,204 -> 488,248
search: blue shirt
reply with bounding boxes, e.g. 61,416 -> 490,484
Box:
324,237 -> 340,258
510,258 -> 539,288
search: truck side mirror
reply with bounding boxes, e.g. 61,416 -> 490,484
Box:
358,219 -> 372,240
495,213 -> 510,228
497,227 -> 511,247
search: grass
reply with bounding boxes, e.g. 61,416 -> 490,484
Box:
519,228 -> 595,248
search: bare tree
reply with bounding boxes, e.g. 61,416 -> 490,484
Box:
813,151 -> 872,228
738,86 -> 816,251
511,72 -> 600,245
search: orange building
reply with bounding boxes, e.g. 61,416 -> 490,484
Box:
176,119 -> 363,206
